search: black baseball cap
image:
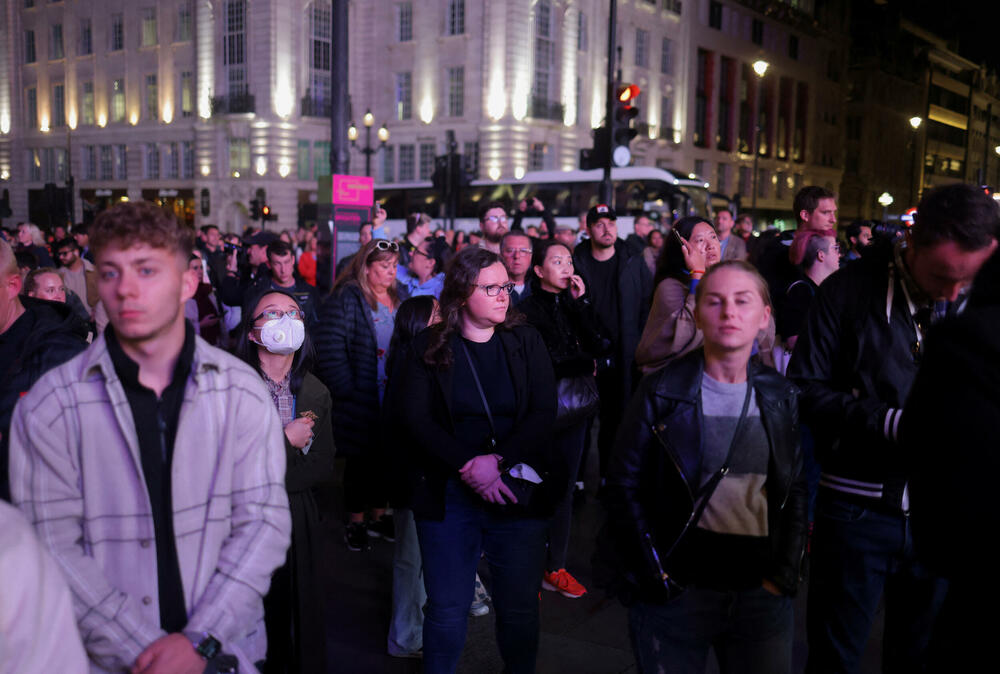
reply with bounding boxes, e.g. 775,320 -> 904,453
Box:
244,231 -> 279,247
586,204 -> 617,226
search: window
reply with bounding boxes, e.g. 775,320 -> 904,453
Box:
419,143 -> 435,180
224,0 -> 247,95
180,142 -> 193,178
165,143 -> 179,178
533,1 -> 553,102
661,37 -> 673,74
738,166 -> 751,195
775,169 -> 785,199
529,143 -> 547,170
79,19 -> 92,55
313,141 -> 330,177
146,74 -> 158,121
100,145 -> 113,180
145,143 -> 160,179
709,1 -> 722,29
80,82 -> 94,125
751,19 -> 763,46
577,12 -> 588,51
715,163 -> 728,194
447,67 -> 464,117
381,145 -> 395,183
110,14 -> 124,51
83,146 -> 97,179
111,79 -> 125,122
398,144 -> 415,181
447,0 -> 465,35
788,34 -> 799,60
228,138 -> 249,175
463,141 -> 479,174
717,57 -> 734,150
693,49 -> 709,147
25,30 -> 36,63
50,24 -> 64,59
635,29 -> 649,68
29,150 -> 42,182
297,140 -> 310,180
26,87 -> 37,128
52,84 -> 65,127
181,72 -> 193,117
141,8 -> 157,47
309,2 -> 332,112
757,168 -> 768,197
177,2 -> 193,42
397,3 -> 412,42
660,95 -> 672,138
395,72 -> 412,120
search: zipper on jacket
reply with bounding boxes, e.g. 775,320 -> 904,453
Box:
651,423 -> 694,504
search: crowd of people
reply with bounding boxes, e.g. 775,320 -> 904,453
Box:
0,179 -> 997,674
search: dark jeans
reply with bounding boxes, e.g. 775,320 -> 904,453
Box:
595,369 -> 625,479
628,586 -> 793,674
343,453 -> 388,515
806,493 -> 948,674
547,418 -> 589,571
415,479 -> 549,674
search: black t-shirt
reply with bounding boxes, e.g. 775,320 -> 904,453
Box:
451,334 -> 516,454
776,276 -> 818,340
587,255 -> 621,345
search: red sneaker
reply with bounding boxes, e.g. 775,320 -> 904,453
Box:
542,569 -> 588,599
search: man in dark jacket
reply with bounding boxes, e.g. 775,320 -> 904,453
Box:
572,204 -> 653,479
787,183 -> 998,673
0,238 -> 88,501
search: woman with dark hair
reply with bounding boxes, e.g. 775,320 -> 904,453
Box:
603,261 -> 806,674
236,289 -> 334,674
395,246 -> 558,673
315,239 -> 407,550
517,239 -> 607,599
397,236 -> 451,299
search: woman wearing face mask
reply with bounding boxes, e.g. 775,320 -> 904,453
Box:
315,238 -> 408,550
602,261 -> 807,674
236,289 -> 334,674
517,239 -> 609,600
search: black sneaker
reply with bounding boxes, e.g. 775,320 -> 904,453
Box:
344,522 -> 370,551
367,515 -> 396,542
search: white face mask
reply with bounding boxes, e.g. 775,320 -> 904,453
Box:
255,315 -> 305,355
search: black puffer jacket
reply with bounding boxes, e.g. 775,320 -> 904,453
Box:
601,351 -> 807,602
314,284 -> 407,456
516,285 -> 610,379
1,297 -> 89,501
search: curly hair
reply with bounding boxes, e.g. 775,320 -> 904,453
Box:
423,246 -> 522,368
90,201 -> 195,260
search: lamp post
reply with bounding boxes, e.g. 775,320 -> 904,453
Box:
347,109 -> 389,178
878,191 -> 893,223
750,60 -> 769,226
908,116 -> 922,206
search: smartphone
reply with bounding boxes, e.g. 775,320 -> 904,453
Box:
671,227 -> 684,246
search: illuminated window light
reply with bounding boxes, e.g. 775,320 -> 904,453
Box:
40,116 -> 50,132
255,157 -> 267,176
232,170 -> 241,178
0,114 -> 9,134
97,113 -> 107,128
200,165 -> 211,176
162,102 -> 173,124
488,166 -> 501,181
278,162 -> 291,178
129,112 -> 138,126
419,98 -> 434,124
0,169 -> 9,180
514,166 -> 525,179
68,111 -> 77,130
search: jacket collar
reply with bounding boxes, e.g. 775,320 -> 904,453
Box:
652,349 -> 789,407
82,324 -> 223,385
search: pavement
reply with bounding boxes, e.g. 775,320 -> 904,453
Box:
317,437 -> 884,673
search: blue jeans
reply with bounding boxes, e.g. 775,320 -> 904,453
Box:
388,508 -> 426,656
628,586 -> 793,674
415,479 -> 548,674
806,494 -> 947,674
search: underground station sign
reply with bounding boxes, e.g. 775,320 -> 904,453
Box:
331,174 -> 374,267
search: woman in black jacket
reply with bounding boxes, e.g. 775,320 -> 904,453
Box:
602,260 -> 807,674
395,246 -> 558,674
518,239 -> 607,599
315,239 -> 406,550
236,289 -> 335,674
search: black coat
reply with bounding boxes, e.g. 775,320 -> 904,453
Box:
394,325 -> 558,520
601,351 -> 807,601
313,283 -> 384,457
0,297 -> 89,501
572,239 -> 653,398
263,372 -> 334,674
516,286 -> 609,379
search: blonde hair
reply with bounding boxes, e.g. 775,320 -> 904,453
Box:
694,260 -> 772,308
19,223 -> 46,246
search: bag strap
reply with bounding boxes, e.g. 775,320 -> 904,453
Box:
459,339 -> 497,449
661,375 -> 753,559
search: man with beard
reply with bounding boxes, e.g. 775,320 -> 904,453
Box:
478,201 -> 508,254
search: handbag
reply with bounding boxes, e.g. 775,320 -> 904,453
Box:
555,374 -> 599,430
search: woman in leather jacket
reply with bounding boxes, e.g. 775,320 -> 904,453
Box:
603,260 -> 807,674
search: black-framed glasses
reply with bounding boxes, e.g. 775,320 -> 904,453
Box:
254,309 -> 306,322
473,282 -> 515,296
373,240 -> 399,252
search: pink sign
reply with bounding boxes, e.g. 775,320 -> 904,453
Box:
332,174 -> 375,207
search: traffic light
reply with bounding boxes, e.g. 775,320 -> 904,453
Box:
612,84 -> 641,167
250,198 -> 261,220
261,204 -> 274,221
580,127 -> 610,170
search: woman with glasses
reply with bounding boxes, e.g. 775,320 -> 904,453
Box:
316,238 -> 408,551
603,261 -> 807,674
395,246 -> 559,673
236,289 -> 334,674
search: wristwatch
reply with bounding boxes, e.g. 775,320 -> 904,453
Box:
184,631 -> 222,660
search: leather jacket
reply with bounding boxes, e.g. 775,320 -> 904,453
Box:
603,350 -> 807,600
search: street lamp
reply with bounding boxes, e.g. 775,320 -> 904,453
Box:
347,108 -> 389,177
878,191 -> 893,222
909,116 -> 922,130
908,116 -> 922,206
750,60 -> 769,226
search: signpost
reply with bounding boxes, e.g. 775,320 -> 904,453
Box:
317,174 -> 375,292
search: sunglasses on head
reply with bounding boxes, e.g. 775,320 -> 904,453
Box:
372,240 -> 399,252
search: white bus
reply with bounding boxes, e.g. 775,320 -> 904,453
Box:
374,166 -> 713,237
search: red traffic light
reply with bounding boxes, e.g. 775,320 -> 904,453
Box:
617,84 -> 641,102
261,205 -> 270,217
